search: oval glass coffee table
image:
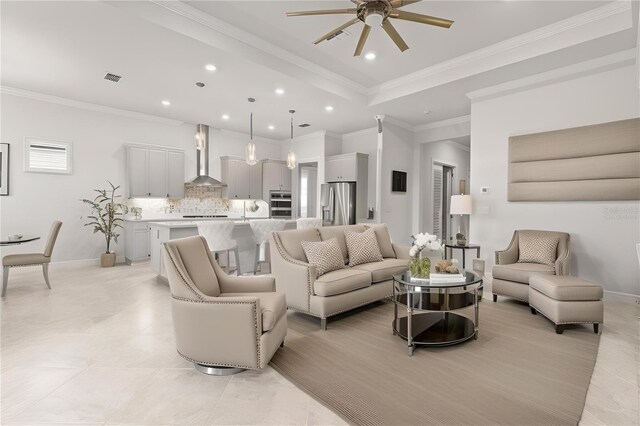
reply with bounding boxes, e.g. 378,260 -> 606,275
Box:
392,271 -> 483,356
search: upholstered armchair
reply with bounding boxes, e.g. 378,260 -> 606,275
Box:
162,236 -> 287,375
492,230 -> 570,303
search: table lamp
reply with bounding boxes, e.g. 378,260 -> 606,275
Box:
450,194 -> 472,246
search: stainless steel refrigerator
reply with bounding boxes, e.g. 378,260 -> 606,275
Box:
320,182 -> 356,226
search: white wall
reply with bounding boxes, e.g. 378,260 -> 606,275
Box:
342,127 -> 378,221
287,131 -> 326,219
419,140 -> 471,237
470,66 -> 640,295
0,94 -> 283,263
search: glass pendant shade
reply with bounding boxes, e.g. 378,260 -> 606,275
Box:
287,111 -> 296,170
287,150 -> 296,170
245,111 -> 258,165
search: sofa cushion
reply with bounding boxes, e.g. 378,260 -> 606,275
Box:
345,228 -> 383,267
276,228 -> 321,263
220,292 -> 286,332
517,233 -> 559,267
529,276 -> 603,301
352,258 -> 409,283
319,225 -> 366,264
492,263 -> 555,284
313,269 -> 371,297
301,238 -> 345,276
365,224 -> 396,259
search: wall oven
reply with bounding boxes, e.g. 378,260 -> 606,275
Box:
270,191 -> 292,219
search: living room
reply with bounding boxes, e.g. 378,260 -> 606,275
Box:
1,1 -> 639,425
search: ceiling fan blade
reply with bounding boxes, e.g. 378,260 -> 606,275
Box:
353,25 -> 371,56
286,8 -> 357,17
389,10 -> 454,28
313,18 -> 360,44
389,0 -> 422,8
381,20 -> 409,52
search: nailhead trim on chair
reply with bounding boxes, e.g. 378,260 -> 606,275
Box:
164,247 -> 205,301
271,233 -> 313,312
2,263 -> 49,268
176,349 -> 256,370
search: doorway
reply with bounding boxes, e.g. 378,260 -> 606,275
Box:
432,163 -> 454,242
298,162 -> 318,218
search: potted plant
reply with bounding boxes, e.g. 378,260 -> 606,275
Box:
81,181 -> 128,267
408,232 -> 444,278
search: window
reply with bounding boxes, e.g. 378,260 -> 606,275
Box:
24,138 -> 72,174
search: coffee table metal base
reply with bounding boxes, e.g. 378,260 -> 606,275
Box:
393,312 -> 477,352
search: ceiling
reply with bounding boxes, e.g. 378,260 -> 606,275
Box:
1,1 -> 637,141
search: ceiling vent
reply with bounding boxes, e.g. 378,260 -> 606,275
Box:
327,29 -> 351,42
298,123 -> 311,128
104,73 -> 122,83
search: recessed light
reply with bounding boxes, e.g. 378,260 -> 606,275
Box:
365,52 -> 376,61
196,82 -> 205,88
325,105 -> 334,112
423,110 -> 431,115
275,88 -> 285,95
222,114 -> 230,120
205,64 -> 217,71
268,125 -> 275,130
161,100 -> 171,106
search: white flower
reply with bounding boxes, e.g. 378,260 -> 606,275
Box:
409,246 -> 418,258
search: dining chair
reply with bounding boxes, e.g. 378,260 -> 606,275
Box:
2,221 -> 63,297
196,221 -> 241,275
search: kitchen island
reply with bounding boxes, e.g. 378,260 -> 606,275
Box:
148,219 -> 296,280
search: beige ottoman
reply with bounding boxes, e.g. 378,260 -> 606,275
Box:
529,275 -> 603,334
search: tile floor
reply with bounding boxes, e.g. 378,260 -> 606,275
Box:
1,264 -> 638,425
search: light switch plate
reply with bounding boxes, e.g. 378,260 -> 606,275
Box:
481,186 -> 491,194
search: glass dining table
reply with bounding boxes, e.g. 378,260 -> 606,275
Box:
0,235 -> 40,246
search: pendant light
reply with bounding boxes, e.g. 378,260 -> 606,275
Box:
245,98 -> 258,166
287,109 -> 296,170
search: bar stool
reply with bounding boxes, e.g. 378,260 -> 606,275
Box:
296,217 -> 322,229
197,221 -> 241,275
249,219 -> 285,275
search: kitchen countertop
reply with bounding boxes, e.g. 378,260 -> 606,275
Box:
148,219 -> 296,229
124,215 -> 268,222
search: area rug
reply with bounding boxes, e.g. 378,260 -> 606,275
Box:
270,299 -> 600,426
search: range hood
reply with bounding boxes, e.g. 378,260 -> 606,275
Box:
187,124 -> 225,187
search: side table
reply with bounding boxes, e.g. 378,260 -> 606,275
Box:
444,243 -> 480,269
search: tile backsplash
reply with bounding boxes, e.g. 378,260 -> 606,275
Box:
126,185 -> 269,218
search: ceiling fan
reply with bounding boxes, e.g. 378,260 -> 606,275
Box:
286,0 -> 454,56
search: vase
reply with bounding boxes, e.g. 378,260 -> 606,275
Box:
100,252 -> 116,268
409,257 -> 431,279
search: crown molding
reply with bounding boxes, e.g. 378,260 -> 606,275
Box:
466,49 -> 636,102
1,86 -> 185,126
368,1 -> 633,105
414,115 -> 471,132
384,116 -> 415,132
444,140 -> 471,153
140,1 -> 368,103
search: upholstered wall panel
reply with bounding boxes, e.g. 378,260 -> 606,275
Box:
508,118 -> 640,201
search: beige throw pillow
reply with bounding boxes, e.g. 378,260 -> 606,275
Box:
301,238 -> 345,277
345,228 -> 384,267
366,224 -> 396,258
517,234 -> 559,267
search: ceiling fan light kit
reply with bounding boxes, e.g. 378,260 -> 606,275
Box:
287,0 -> 453,56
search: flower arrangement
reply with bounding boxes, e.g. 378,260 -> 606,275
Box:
408,232 -> 444,278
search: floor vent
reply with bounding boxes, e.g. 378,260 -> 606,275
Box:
298,123 -> 311,128
104,73 -> 122,82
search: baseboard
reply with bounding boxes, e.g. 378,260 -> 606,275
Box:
603,290 -> 640,300
49,256 -> 127,269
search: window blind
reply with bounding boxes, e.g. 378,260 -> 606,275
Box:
25,139 -> 71,174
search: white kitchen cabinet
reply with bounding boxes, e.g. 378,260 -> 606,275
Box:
221,156 -> 263,199
166,151 -> 185,198
262,160 -> 291,200
127,145 -> 185,198
148,149 -> 167,197
128,146 -> 148,197
325,152 -> 369,219
124,221 -> 150,264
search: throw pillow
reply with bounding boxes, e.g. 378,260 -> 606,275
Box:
366,224 -> 396,258
517,233 -> 559,267
301,238 -> 345,277
345,228 -> 384,267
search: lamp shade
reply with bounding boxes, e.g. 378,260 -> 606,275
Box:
450,194 -> 473,215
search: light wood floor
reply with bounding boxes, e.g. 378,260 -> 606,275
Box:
1,264 -> 638,425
